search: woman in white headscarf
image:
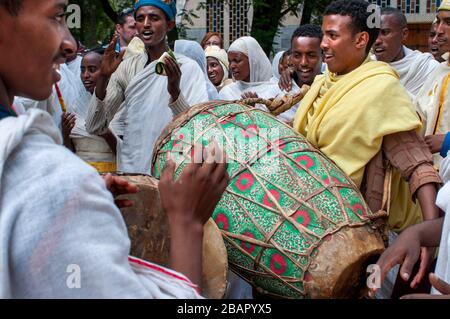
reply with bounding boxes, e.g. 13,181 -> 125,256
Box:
270,50 -> 290,84
174,39 -> 219,101
219,36 -> 280,101
205,45 -> 233,92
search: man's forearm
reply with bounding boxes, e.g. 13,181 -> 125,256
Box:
416,183 -> 440,220
169,222 -> 204,290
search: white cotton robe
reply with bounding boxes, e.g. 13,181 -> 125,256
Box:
385,46 -> 439,98
0,109 -> 202,299
118,52 -> 209,174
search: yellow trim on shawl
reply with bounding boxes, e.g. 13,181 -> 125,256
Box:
433,73 -> 450,134
88,161 -> 117,173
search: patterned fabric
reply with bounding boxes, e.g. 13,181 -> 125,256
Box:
152,102 -> 380,299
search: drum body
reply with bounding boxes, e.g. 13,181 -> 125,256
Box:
117,174 -> 228,299
152,102 -> 386,299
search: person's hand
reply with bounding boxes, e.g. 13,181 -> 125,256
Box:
159,141 -> 229,229
103,174 -> 139,209
160,142 -> 229,288
410,246 -> 436,289
241,91 -> 259,99
425,134 -> 446,154
368,227 -> 422,298
401,273 -> 450,299
279,67 -> 295,92
164,55 -> 182,102
61,112 -> 76,138
100,35 -> 126,78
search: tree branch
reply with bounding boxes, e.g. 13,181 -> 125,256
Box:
100,0 -> 118,23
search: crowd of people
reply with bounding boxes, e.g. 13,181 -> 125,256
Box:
1,0 -> 450,299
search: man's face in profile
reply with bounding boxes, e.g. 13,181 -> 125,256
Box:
0,0 -> 76,101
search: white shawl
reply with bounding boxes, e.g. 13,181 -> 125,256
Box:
119,53 -> 209,174
389,46 -> 439,98
270,51 -> 285,84
431,155 -> 450,294
174,40 -> 219,100
0,109 -> 202,299
415,62 -> 450,167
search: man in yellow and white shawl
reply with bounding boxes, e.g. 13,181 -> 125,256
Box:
294,0 -> 441,297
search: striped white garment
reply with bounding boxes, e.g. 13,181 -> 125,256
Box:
85,51 -> 209,174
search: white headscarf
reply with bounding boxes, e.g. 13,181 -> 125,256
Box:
205,45 -> 230,87
271,51 -> 285,83
228,36 -> 272,83
174,39 -> 219,100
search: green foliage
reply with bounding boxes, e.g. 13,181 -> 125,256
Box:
69,0 -> 134,48
68,0 -> 334,52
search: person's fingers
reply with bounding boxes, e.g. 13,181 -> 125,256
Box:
203,139 -> 220,172
410,249 -> 429,288
164,57 -> 180,78
113,177 -> 139,194
163,58 -> 174,77
212,146 -> 228,182
117,48 -> 126,61
398,251 -> 417,282
115,199 -> 135,209
167,56 -> 181,74
377,250 -> 405,285
160,153 -> 176,185
430,273 -> 450,294
192,143 -> 204,167
103,173 -> 113,190
110,34 -> 119,51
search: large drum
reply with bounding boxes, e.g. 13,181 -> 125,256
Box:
152,101 -> 386,299
116,174 -> 228,299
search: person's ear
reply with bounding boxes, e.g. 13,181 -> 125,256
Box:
167,20 -> 175,32
355,31 -> 369,51
402,27 -> 409,42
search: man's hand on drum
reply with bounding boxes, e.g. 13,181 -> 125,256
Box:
103,174 -> 139,209
159,141 -> 230,289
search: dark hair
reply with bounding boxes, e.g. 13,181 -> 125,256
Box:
0,0 -> 22,15
86,46 -> 105,55
117,7 -> 134,25
291,24 -> 323,43
380,6 -> 408,28
324,0 -> 380,53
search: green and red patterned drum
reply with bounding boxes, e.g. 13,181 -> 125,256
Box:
152,101 -> 386,299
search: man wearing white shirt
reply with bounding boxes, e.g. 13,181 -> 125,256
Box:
373,7 -> 439,99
